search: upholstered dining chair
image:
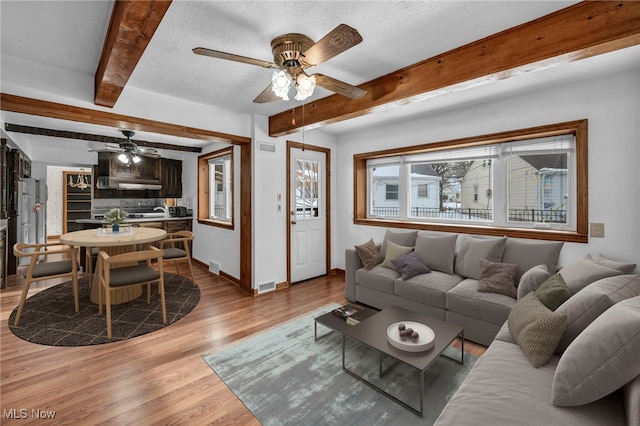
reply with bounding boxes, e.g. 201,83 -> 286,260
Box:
12,242 -> 79,326
96,246 -> 165,338
157,230 -> 195,283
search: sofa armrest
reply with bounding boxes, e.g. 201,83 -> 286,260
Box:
345,248 -> 362,302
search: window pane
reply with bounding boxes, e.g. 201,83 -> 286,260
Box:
508,152 -> 568,225
209,154 -> 232,222
370,165 -> 399,217
295,159 -> 320,219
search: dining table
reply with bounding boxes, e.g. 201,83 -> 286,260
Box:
60,227 -> 167,305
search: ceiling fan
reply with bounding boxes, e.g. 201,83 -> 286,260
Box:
193,24 -> 367,103
91,130 -> 160,164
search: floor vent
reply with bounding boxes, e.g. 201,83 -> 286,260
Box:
208,260 -> 221,275
258,281 -> 276,294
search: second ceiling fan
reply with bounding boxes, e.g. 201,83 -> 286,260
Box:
193,24 -> 367,103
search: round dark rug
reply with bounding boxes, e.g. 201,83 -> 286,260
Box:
8,273 -> 200,346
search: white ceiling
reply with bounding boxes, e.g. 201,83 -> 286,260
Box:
1,0 -> 638,148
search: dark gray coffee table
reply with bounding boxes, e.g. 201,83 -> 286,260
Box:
315,305 -> 464,417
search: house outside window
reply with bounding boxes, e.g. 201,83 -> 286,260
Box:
354,120 -> 587,242
197,146 -> 234,229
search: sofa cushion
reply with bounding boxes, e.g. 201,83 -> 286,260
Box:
396,271 -> 463,310
354,264 -> 398,295
433,339 -> 626,426
552,296 -> 640,406
446,279 -> 515,325
414,233 -> 458,274
534,273 -> 572,311
391,251 -> 430,280
380,240 -> 413,270
508,292 -> 567,368
517,264 -> 553,299
554,274 -> 640,353
590,253 -> 636,274
454,236 -> 506,279
558,255 -> 622,293
477,258 -> 517,298
501,238 -> 563,284
354,238 -> 384,270
380,229 -> 418,257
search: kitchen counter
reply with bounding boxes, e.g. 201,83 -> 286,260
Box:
76,217 -> 193,225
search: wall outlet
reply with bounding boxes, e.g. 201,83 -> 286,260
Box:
590,222 -> 605,238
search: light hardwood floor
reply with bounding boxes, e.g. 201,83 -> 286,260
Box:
1,262 -> 485,424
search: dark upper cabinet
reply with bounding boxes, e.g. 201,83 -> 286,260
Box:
160,158 -> 182,198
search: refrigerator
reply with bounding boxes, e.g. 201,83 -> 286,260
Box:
17,178 -> 47,265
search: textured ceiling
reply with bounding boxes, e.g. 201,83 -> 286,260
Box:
2,0 -> 638,146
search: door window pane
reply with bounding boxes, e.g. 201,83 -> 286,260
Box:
295,159 -> 320,220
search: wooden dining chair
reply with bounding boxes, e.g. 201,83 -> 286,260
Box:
157,230 -> 195,283
96,246 -> 166,338
12,242 -> 79,326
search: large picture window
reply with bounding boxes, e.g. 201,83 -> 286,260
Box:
354,120 -> 588,242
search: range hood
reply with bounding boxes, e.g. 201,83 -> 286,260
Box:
96,176 -> 162,191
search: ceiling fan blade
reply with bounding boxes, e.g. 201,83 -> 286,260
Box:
300,24 -> 363,67
193,47 -> 277,69
314,74 -> 367,99
253,84 -> 281,103
138,151 -> 160,159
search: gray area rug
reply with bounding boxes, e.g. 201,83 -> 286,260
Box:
203,305 -> 477,426
8,273 -> 200,346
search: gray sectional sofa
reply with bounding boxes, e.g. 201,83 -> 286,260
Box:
345,229 -> 640,425
345,230 -> 564,345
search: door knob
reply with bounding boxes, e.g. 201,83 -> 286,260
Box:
291,220 -> 297,225
290,210 -> 296,216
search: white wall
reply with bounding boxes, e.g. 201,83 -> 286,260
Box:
335,67 -> 640,271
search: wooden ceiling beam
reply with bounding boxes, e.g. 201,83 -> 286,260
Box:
269,1 -> 640,137
94,0 -> 172,107
1,93 -> 251,146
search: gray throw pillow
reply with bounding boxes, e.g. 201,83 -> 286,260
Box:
380,230 -> 418,257
552,296 -> 640,406
414,233 -> 458,274
508,292 -> 567,368
558,255 -> 622,293
380,240 -> 413,270
517,264 -> 552,299
534,273 -> 572,311
590,253 -> 637,274
455,236 -> 507,279
554,274 -> 640,353
501,239 -> 564,284
354,239 -> 384,270
477,258 -> 518,298
391,251 -> 431,280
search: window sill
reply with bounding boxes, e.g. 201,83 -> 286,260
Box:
197,218 -> 234,230
353,218 -> 587,243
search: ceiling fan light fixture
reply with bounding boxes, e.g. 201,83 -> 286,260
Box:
295,74 -> 316,101
117,153 -> 129,164
132,155 -> 142,164
271,70 -> 292,100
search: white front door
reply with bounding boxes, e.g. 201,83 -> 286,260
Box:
290,147 -> 327,283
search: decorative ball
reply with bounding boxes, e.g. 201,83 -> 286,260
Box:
398,323 -> 406,331
411,331 -> 419,341
405,327 -> 413,335
399,330 -> 408,340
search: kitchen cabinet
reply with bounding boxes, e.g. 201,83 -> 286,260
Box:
160,158 -> 182,198
0,140 -> 8,218
63,172 -> 92,233
0,225 -> 6,289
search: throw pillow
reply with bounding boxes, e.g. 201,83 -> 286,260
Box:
558,255 -> 622,293
508,292 -> 567,368
517,264 -> 552,299
380,230 -> 418,257
534,273 -> 572,311
391,251 -> 431,280
552,296 -> 640,406
477,258 -> 518,298
380,240 -> 414,270
501,239 -> 564,284
454,236 -> 507,279
414,233 -> 458,274
590,253 -> 637,274
554,274 -> 640,353
354,239 -> 384,270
